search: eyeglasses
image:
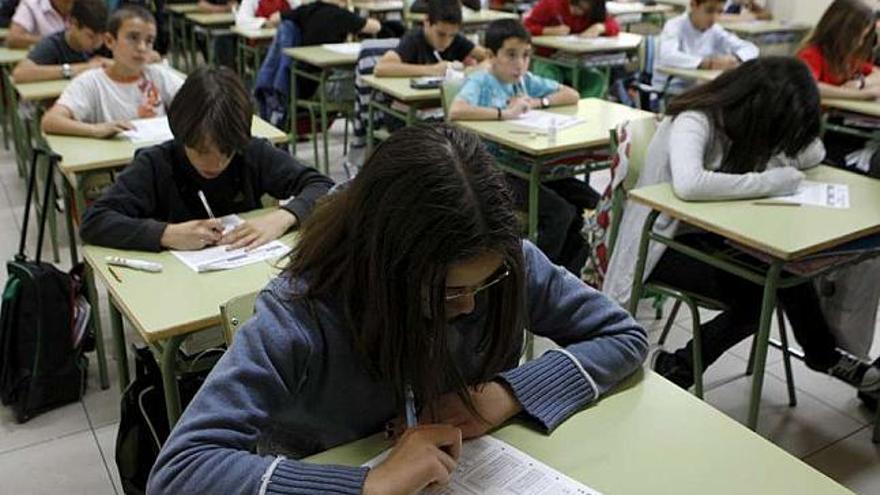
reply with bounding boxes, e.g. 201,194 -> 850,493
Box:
444,264 -> 511,301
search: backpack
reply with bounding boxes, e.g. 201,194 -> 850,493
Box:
0,148 -> 90,423
116,346 -> 222,494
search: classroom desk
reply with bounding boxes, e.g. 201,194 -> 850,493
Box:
351,0 -> 405,17
822,98 -> 880,119
455,97 -> 651,242
82,210 -> 295,426
655,66 -> 722,85
284,43 -> 360,174
231,26 -> 276,83
0,28 -> 8,41
306,371 -> 854,495
531,32 -> 643,96
719,20 -> 812,56
184,11 -> 235,68
360,75 -> 441,147
607,1 -> 674,30
166,3 -> 200,71
627,165 -> 880,434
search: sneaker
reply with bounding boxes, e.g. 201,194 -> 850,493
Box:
827,350 -> 880,392
651,350 -> 695,390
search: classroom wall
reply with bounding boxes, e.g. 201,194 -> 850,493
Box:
771,0 -> 830,24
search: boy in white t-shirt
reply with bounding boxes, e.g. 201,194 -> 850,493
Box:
41,5 -> 183,138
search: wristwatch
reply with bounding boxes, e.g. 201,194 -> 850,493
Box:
541,97 -> 550,109
61,63 -> 72,79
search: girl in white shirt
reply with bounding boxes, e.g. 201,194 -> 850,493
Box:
605,57 -> 880,393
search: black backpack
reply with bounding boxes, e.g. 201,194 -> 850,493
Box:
0,148 -> 89,423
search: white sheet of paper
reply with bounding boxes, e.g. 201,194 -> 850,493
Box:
769,181 -> 850,209
606,1 -> 646,14
322,42 -> 361,55
558,35 -> 620,46
363,436 -> 602,495
119,116 -> 173,144
171,240 -> 289,273
511,110 -> 584,131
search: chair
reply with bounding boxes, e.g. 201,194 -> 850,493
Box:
604,118 -> 798,402
220,291 -> 259,346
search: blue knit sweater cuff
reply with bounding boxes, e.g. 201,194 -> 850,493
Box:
262,457 -> 369,495
497,350 -> 597,432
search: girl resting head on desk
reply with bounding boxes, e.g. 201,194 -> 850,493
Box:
147,124 -> 648,495
604,56 -> 880,396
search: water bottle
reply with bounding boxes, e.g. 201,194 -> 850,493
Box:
548,118 -> 558,146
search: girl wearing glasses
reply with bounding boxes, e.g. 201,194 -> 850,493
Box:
148,124 -> 648,495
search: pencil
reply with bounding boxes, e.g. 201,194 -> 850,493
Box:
108,266 -> 123,283
752,201 -> 801,207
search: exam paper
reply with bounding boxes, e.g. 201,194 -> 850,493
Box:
119,116 -> 173,144
171,240 -> 290,273
559,35 -> 620,47
768,181 -> 850,209
322,42 -> 362,55
363,436 -> 602,495
511,110 -> 584,131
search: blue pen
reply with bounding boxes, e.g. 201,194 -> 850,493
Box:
405,385 -> 417,428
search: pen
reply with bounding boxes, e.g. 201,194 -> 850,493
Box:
105,256 -> 163,272
752,201 -> 801,207
108,266 -> 123,283
508,129 -> 546,135
197,190 -> 216,219
433,49 -> 443,63
405,385 -> 417,428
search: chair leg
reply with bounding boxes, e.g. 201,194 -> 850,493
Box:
745,336 -> 758,376
657,299 -> 682,346
777,308 -> 797,407
652,294 -> 665,320
687,301 -> 704,399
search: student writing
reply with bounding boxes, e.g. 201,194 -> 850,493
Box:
604,57 -> 880,393
147,123 -> 647,494
79,67 -> 334,252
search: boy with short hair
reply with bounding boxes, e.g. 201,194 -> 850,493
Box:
80,67 -> 334,252
41,5 -> 184,138
449,19 -> 592,275
6,0 -> 71,48
12,0 -> 108,83
374,0 -> 487,77
653,0 -> 758,93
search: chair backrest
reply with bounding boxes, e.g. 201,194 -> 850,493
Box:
441,78 -> 466,121
220,291 -> 259,346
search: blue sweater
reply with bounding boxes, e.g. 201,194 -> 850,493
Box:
147,241 -> 648,494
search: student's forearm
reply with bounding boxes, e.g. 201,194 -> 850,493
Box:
818,82 -> 875,101
6,32 -> 38,48
374,61 -> 439,77
449,102 -> 503,121
41,113 -> 99,137
197,1 -> 230,12
541,25 -> 570,36
549,87 -> 579,106
12,62 -> 90,83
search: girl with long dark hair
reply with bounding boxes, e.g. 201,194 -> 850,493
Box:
148,124 -> 647,495
604,57 -> 880,393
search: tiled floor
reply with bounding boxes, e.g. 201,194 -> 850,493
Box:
1,123 -> 879,494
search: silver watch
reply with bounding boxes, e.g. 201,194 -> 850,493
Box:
541,97 -> 550,108
61,63 -> 72,79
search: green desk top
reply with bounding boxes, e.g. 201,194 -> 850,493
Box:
283,44 -> 361,67
0,47 -> 28,65
628,165 -> 880,261
351,0 -> 404,13
720,20 -> 811,35
167,3 -> 200,14
185,12 -> 235,26
409,7 -> 517,24
14,78 -> 68,101
455,98 -> 654,157
656,66 -> 722,83
47,116 -> 287,178
822,98 -> 880,119
306,371 -> 852,495
532,32 -> 643,54
230,26 -> 277,40
82,211 -> 295,343
361,75 -> 440,103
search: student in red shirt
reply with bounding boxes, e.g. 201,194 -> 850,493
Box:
798,0 -> 880,177
524,0 -> 619,38
797,0 -> 880,100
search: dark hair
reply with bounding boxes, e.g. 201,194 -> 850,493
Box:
570,0 -> 607,23
802,0 -> 875,82
285,124 -> 525,420
70,0 -> 109,33
107,4 -> 155,36
168,67 -> 252,155
427,0 -> 462,25
485,19 -> 531,53
666,57 -> 821,174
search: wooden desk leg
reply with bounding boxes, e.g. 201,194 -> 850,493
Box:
160,334 -> 187,427
84,263 -> 109,390
746,260 -> 783,431
109,299 -> 130,390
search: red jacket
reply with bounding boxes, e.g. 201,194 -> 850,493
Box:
524,0 -> 620,36
797,44 -> 873,86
